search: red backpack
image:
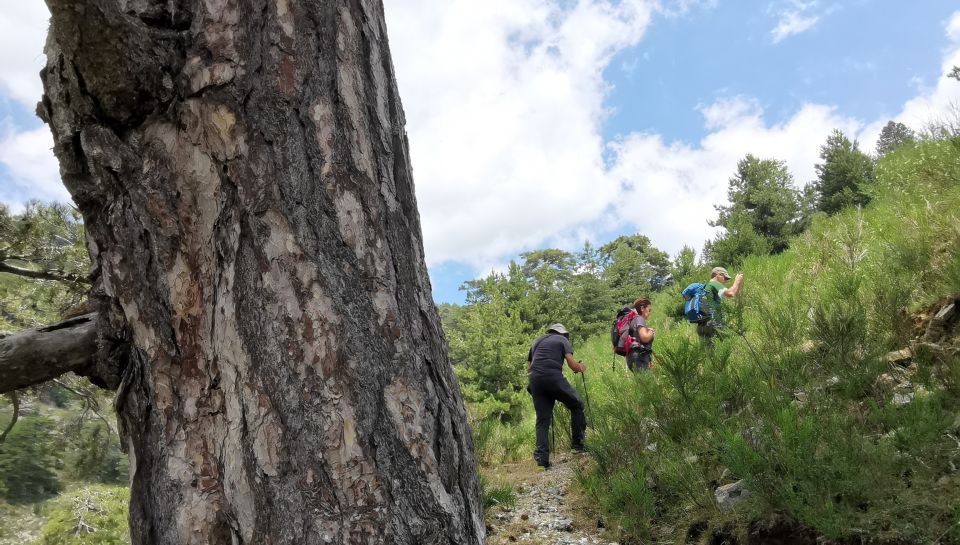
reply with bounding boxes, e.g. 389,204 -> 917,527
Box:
610,307 -> 638,356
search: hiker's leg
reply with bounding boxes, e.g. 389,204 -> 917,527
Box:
554,377 -> 586,448
636,350 -> 652,370
530,380 -> 555,464
697,322 -> 715,348
626,349 -> 639,372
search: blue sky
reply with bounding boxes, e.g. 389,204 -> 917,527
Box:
2,1 -> 960,306
603,1 -> 955,144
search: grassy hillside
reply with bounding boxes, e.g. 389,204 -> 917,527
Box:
474,137 -> 960,544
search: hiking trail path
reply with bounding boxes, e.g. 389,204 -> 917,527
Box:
485,452 -> 618,545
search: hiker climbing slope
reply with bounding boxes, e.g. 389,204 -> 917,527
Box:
615,298 -> 655,371
697,266 -> 744,342
527,323 -> 588,469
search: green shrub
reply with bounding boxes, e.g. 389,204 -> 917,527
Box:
67,421 -> 128,485
457,137 -> 960,544
469,407 -> 533,465
580,460 -> 655,538
35,485 -> 129,545
0,416 -> 61,503
478,473 -> 516,511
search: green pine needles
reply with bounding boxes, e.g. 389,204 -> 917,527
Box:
465,135 -> 960,543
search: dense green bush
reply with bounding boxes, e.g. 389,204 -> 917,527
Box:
464,137 -> 960,544
34,485 -> 129,545
67,421 -> 128,485
0,416 -> 61,503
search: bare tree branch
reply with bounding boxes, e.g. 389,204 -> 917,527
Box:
0,313 -> 100,394
0,390 -> 19,443
53,377 -> 116,435
0,261 -> 89,284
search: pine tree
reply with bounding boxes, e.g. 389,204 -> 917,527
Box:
875,121 -> 915,156
705,154 -> 805,265
599,234 -> 671,302
814,130 -> 876,215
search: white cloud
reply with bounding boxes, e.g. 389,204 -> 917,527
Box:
607,100 -> 862,256
384,1 -> 960,270
948,11 -> 960,42
894,11 -> 960,131
0,4 -> 49,108
0,1 -> 956,283
0,125 -> 69,205
699,96 -> 763,130
385,0 -> 655,266
770,0 -> 824,44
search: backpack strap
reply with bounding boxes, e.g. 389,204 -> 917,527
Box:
530,335 -> 547,359
616,310 -> 638,353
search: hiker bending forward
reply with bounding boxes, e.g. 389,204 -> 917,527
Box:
626,298 -> 655,371
697,266 -> 744,341
527,323 -> 587,469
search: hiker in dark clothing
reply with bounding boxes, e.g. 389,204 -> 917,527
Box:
527,323 -> 587,469
697,266 -> 744,342
626,298 -> 655,371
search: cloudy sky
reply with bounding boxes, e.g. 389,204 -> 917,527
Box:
1,2 -> 959,304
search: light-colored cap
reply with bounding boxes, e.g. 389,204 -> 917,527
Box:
711,266 -> 731,279
547,323 -> 569,335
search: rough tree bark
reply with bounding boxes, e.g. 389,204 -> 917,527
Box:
38,1 -> 484,544
0,313 -> 102,392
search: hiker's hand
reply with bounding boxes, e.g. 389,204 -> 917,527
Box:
576,361 -> 587,373
735,272 -> 744,281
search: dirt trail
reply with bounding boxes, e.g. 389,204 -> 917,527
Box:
484,453 -> 618,545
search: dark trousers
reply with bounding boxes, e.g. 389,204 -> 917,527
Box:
696,320 -> 721,346
626,348 -> 652,371
528,374 -> 586,464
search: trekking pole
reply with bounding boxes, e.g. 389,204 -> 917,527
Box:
550,408 -> 556,453
579,368 -> 595,431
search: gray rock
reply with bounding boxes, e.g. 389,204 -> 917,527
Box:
715,479 -> 751,512
892,392 -> 914,406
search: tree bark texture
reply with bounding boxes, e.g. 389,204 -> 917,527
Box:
0,313 -> 102,393
38,1 -> 483,544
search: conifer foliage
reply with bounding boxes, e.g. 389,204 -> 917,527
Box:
704,154 -> 808,265
813,130 -> 876,214
875,120 -> 916,156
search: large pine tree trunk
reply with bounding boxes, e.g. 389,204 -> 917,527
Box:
38,1 -> 484,543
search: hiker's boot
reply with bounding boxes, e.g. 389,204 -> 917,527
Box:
535,457 -> 551,470
572,444 -> 590,455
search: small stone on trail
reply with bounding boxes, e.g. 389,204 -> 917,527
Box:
715,479 -> 751,512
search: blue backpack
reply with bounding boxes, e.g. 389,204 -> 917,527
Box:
681,282 -> 711,323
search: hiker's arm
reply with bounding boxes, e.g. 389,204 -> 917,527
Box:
636,326 -> 654,343
724,272 -> 744,298
565,354 -> 585,373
